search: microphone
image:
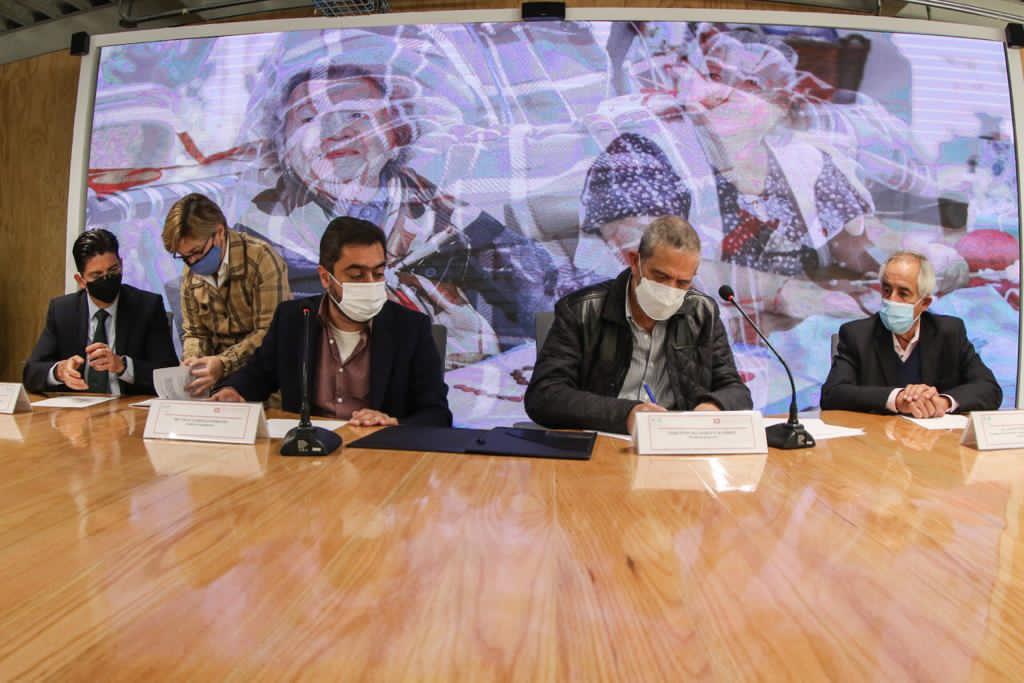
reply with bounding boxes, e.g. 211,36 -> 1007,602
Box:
280,306 -> 343,456
718,285 -> 815,450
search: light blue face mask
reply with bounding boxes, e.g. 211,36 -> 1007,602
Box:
189,241 -> 223,277
879,299 -> 920,335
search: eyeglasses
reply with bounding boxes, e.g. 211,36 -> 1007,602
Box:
85,265 -> 122,283
171,236 -> 213,266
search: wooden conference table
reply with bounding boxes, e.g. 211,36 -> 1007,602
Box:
1,398 -> 1023,681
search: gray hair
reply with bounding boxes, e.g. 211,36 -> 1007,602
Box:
638,215 -> 701,259
880,251 -> 937,299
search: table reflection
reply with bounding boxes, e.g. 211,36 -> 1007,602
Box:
960,447 -> 1024,484
143,439 -> 267,479
0,415 -> 25,441
631,453 -> 767,493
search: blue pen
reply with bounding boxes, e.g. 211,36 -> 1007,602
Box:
643,383 -> 658,405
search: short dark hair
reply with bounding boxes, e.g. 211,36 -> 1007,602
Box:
319,217 -> 387,272
72,228 -> 120,273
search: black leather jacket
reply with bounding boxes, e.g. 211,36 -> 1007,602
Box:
525,269 -> 752,434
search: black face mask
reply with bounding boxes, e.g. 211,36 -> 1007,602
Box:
86,272 -> 122,304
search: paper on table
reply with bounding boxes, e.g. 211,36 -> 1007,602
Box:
902,414 -> 969,430
154,366 -> 196,400
763,417 -> 864,440
267,418 -> 346,439
32,395 -> 116,408
597,431 -> 633,442
131,398 -> 157,408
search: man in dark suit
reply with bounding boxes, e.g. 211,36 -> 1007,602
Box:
23,229 -> 178,395
525,216 -> 752,435
821,251 -> 1001,416
212,217 -> 452,427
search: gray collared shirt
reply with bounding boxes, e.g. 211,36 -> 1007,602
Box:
617,276 -> 678,409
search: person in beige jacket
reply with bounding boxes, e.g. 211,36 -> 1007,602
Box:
163,193 -> 290,396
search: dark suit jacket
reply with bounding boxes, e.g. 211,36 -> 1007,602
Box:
23,285 -> 179,395
820,312 -> 1001,413
222,296 -> 452,426
525,269 -> 752,434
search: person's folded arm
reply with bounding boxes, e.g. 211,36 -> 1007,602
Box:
399,316 -> 453,427
216,252 -> 291,376
524,299 -> 639,434
24,300 -> 68,393
219,304 -> 284,403
945,319 -> 1002,412
122,298 -> 179,394
702,300 -> 753,411
820,325 -> 894,413
180,282 -> 213,361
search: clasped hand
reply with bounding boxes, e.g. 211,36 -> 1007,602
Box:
895,384 -> 951,419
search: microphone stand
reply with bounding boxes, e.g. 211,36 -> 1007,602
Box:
280,306 -> 343,456
720,287 -> 815,450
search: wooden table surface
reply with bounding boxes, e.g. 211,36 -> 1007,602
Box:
1,399 -> 1023,681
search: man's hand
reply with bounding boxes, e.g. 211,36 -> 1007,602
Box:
184,356 -> 225,397
55,355 -> 88,390
209,387 -> 245,402
349,409 -> 398,427
627,402 -> 668,434
85,342 -> 125,375
895,384 -> 944,418
693,402 -> 720,411
928,394 -> 953,416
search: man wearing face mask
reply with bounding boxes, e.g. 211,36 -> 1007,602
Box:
163,193 -> 290,397
821,251 -> 1001,417
525,216 -> 752,435
211,217 -> 451,427
23,229 -> 178,395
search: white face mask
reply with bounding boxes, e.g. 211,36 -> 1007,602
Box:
327,274 -> 387,322
634,266 -> 687,321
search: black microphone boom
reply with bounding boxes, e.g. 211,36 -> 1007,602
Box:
280,306 -> 343,456
718,285 -> 815,450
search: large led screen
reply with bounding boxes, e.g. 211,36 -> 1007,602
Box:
86,21 -> 1020,426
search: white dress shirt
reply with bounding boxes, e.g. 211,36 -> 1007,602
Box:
47,294 -> 135,394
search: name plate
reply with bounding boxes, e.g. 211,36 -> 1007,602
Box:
0,383 -> 31,415
634,410 -> 768,455
961,410 -> 1024,451
143,399 -> 268,445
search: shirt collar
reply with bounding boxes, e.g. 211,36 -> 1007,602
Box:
624,273 -> 655,331
317,294 -> 372,336
87,292 -> 119,321
892,323 -> 921,361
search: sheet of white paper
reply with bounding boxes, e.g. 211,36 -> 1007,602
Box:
266,418 -> 346,439
131,398 -> 157,408
903,414 -> 969,430
32,395 -> 116,408
154,366 -> 196,400
597,431 -> 633,442
763,417 -> 864,441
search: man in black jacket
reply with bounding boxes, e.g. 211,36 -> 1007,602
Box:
525,216 -> 752,434
821,251 -> 1001,416
213,217 -> 452,427
23,229 -> 178,395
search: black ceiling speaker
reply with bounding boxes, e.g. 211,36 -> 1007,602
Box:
522,2 -> 565,22
1006,23 -> 1024,48
69,31 -> 90,56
